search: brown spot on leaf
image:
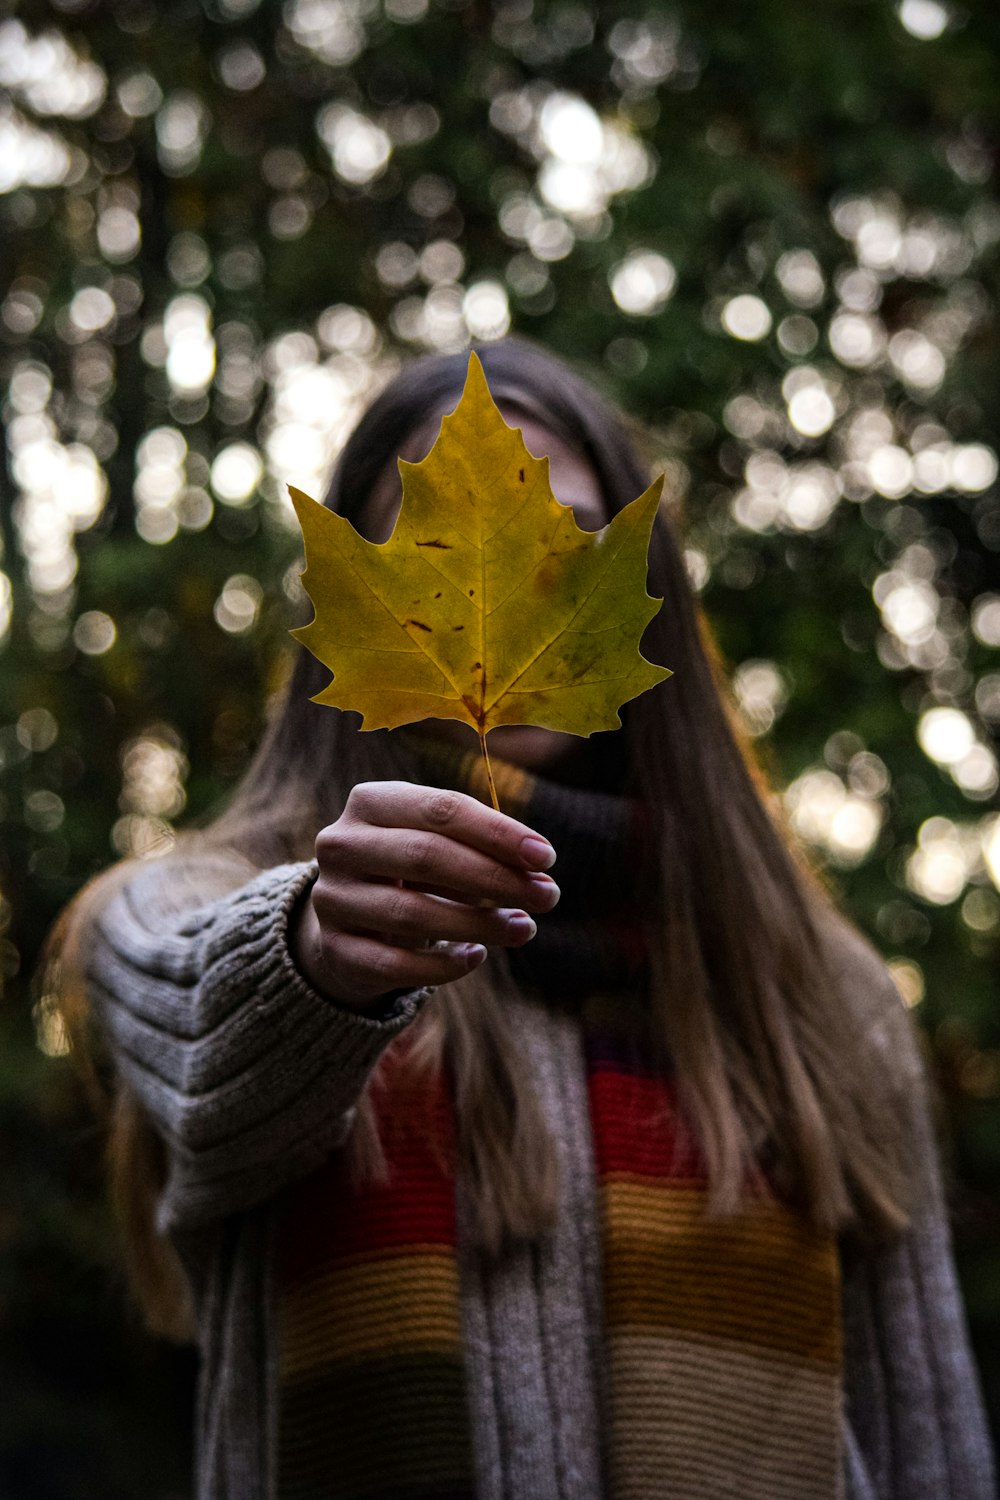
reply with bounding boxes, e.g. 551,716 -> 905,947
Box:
519,468 -> 525,482
404,619 -> 432,632
534,556 -> 560,591
415,538 -> 451,549
434,592 -> 442,599
452,624 -> 464,631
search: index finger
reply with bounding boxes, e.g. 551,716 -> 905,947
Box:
346,780 -> 557,871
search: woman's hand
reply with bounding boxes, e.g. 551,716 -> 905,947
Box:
289,780 -> 560,1012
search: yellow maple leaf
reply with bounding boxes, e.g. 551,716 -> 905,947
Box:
289,353 -> 671,806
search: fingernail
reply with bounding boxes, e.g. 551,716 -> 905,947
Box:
462,943 -> 487,967
528,873 -> 560,902
520,835 -> 556,871
505,911 -> 537,940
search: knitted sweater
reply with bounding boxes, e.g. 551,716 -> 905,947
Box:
84,855 -> 997,1500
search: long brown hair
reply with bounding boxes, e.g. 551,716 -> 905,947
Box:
56,337 -> 921,1340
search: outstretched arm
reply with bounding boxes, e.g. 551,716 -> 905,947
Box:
85,854 -> 429,1234
84,783 -> 560,1236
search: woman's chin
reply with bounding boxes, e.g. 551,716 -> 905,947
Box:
483,724 -> 580,768
406,718 -> 580,769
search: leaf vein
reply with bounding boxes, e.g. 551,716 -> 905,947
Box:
311,548 -> 466,702
482,517 -> 638,715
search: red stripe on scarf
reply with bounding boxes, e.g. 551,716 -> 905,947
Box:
279,1038 -> 457,1288
587,1066 -> 706,1182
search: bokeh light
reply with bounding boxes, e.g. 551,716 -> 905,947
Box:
610,252 -> 676,317
156,92 -> 209,176
462,282 -> 511,341
317,103 -> 391,185
214,575 -> 263,634
906,817 -> 981,904
732,659 -> 788,736
784,766 -> 885,867
164,295 -> 215,395
73,611 -> 116,656
211,443 -> 264,506
0,106 -> 75,192
887,958 -> 925,1008
0,20 -> 106,118
897,0 -> 950,40
722,295 -> 772,342
111,730 -> 188,858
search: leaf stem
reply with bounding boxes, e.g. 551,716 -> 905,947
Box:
478,729 -> 500,812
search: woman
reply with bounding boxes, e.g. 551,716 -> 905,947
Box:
60,339 -> 994,1500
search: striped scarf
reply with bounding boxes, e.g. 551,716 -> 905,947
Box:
276,743 -> 843,1500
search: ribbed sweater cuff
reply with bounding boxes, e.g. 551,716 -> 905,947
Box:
263,859 -> 430,1030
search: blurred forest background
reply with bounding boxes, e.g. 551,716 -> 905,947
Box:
1,0 -> 999,1494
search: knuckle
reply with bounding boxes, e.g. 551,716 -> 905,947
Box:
485,819 -> 509,857
487,861 -> 513,899
309,879 -> 339,923
345,782 -> 376,818
318,929 -> 349,979
326,930 -> 350,966
332,938 -> 374,991
424,789 -> 460,828
402,833 -> 434,879
369,946 -> 403,985
316,822 -> 350,865
383,891 -> 414,932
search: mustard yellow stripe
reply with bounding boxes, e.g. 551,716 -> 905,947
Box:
602,1177 -> 835,1262
279,1251 -> 462,1377
600,1178 -> 840,1368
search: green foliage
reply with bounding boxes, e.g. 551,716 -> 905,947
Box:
1,0 -> 998,1491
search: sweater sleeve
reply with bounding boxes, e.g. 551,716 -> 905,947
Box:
826,920 -> 997,1499
84,854 -> 431,1235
